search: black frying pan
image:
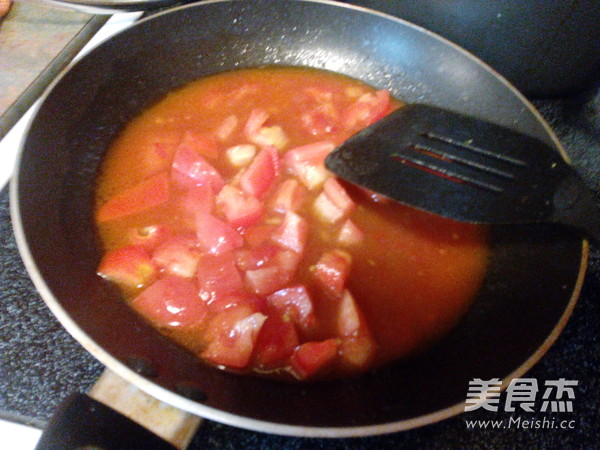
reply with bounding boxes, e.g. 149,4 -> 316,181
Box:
11,0 -> 586,437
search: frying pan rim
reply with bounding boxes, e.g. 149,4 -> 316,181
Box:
9,0 -> 588,437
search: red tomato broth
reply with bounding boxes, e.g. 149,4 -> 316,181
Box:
94,67 -> 489,381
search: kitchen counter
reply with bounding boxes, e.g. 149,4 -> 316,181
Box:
0,3 -> 598,449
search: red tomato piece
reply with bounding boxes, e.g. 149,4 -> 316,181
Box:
196,252 -> 245,305
269,178 -> 306,214
207,292 -> 266,314
131,275 -> 207,328
239,146 -> 280,199
336,290 -> 371,337
127,225 -> 173,251
254,314 -> 299,368
266,285 -> 317,333
270,211 -> 308,254
284,141 -> 335,190
290,339 -> 340,380
313,249 -> 352,297
234,244 -> 279,271
152,235 -> 201,278
171,139 -> 224,191
244,108 -> 270,141
178,130 -> 219,160
140,132 -> 180,175
242,224 -> 278,248
343,89 -> 391,130
337,219 -> 364,246
97,172 -> 170,223
177,184 -> 214,218
313,178 -> 355,225
244,265 -> 291,296
339,335 -> 377,370
202,306 -> 267,369
195,213 -> 244,254
300,102 -> 339,136
216,185 -> 264,228
97,245 -> 156,289
215,115 -> 239,142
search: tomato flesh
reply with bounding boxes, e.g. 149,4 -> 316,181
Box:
131,275 -> 207,327
97,245 -> 156,289
290,339 -> 340,380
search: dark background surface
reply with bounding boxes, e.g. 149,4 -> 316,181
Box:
0,83 -> 598,448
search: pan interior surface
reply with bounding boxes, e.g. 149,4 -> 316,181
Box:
12,0 -> 584,436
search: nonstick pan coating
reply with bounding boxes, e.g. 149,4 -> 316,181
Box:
11,0 -> 585,437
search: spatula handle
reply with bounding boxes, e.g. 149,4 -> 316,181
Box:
551,172 -> 600,243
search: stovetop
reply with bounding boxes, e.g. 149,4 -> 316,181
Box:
0,4 -> 598,449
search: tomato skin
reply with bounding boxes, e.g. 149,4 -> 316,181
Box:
151,235 -> 201,278
254,314 -> 299,368
96,172 -> 170,223
97,245 -> 157,289
271,211 -> 308,254
266,285 -> 317,334
201,305 -> 267,369
284,141 -> 335,190
343,89 -> 391,130
195,213 -> 244,255
269,178 -> 306,214
131,275 -> 207,328
196,252 -> 245,305
216,185 -> 264,228
313,249 -> 352,298
178,130 -> 219,160
171,140 -> 224,191
240,146 -> 280,199
290,338 -> 340,380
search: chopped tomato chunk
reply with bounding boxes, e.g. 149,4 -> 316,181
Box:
197,252 -> 245,305
339,335 -> 377,370
313,249 -> 352,297
343,89 -> 391,130
202,306 -> 267,369
178,130 -> 219,160
226,144 -> 256,167
270,179 -> 306,213
284,141 -> 335,190
216,185 -> 264,228
131,275 -> 207,327
244,108 -> 270,141
290,339 -> 340,380
336,290 -> 371,337
234,244 -> 279,271
97,245 -> 156,289
195,213 -> 244,254
254,314 -> 299,368
97,172 -> 170,223
240,146 -> 280,199
244,266 -> 291,297
271,211 -> 308,254
301,102 -> 339,136
171,140 -> 224,191
215,115 -> 238,142
127,225 -> 173,250
152,235 -> 201,278
242,224 -> 278,248
207,292 -> 266,314
266,285 -> 317,334
177,184 -> 214,218
337,219 -> 364,246
313,178 -> 355,224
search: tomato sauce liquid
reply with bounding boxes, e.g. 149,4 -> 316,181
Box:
95,67 -> 489,380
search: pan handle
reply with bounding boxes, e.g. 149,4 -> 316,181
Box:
35,370 -> 202,449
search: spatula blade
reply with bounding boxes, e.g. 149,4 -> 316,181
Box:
325,104 -> 570,224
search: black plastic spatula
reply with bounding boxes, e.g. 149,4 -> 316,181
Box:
325,104 -> 600,240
